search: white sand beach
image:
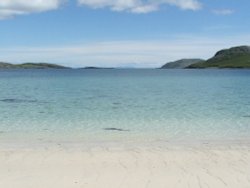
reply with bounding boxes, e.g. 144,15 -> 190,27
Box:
0,142 -> 250,188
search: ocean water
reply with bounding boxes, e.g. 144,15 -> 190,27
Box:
0,69 -> 250,144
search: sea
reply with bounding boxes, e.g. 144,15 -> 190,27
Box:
0,69 -> 250,145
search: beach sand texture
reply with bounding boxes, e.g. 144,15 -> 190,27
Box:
1,145 -> 250,188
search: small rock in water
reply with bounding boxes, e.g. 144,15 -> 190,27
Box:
103,128 -> 130,132
0,98 -> 38,103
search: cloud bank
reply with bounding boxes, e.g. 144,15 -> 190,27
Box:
0,0 -> 63,19
78,0 -> 202,13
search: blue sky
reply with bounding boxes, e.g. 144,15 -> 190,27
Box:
0,0 -> 250,68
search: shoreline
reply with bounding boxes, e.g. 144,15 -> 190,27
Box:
1,137 -> 250,150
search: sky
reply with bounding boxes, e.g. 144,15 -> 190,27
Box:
0,0 -> 250,68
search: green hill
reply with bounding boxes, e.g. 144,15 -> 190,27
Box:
188,46 -> 250,69
0,62 -> 69,69
0,62 -> 13,68
161,59 -> 204,69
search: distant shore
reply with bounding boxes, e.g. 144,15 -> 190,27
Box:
1,45 -> 250,70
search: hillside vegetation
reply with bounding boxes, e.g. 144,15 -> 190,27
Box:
188,46 -> 250,69
161,59 -> 204,69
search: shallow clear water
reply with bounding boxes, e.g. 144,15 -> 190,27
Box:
0,69 -> 250,143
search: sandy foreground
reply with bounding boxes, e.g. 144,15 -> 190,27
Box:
0,142 -> 250,188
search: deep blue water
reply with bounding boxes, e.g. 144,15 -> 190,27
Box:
0,69 -> 250,143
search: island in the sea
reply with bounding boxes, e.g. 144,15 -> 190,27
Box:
0,62 -> 69,69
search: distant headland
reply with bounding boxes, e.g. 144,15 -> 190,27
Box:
161,59 -> 205,69
161,45 -> 250,69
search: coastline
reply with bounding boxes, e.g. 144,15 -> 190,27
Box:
1,68 -> 250,187
1,140 -> 250,188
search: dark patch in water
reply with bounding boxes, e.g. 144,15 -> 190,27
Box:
96,95 -> 109,98
216,107 -> 225,111
85,96 -> 96,100
112,102 -> 122,109
103,128 -> 130,132
0,98 -> 38,104
242,115 -> 250,118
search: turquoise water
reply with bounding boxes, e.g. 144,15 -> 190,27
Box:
0,69 -> 250,143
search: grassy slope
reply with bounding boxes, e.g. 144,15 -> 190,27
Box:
161,59 -> 204,69
188,54 -> 250,68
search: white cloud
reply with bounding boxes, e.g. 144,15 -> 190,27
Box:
0,0 -> 63,19
78,0 -> 202,13
165,0 -> 202,10
212,9 -> 234,15
1,35 -> 250,68
0,0 -> 202,19
130,4 -> 158,14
